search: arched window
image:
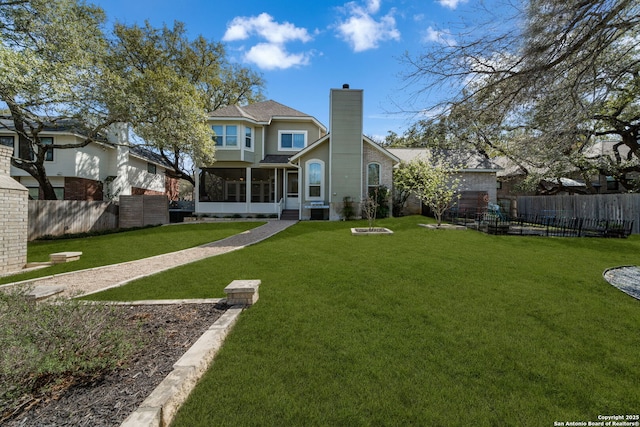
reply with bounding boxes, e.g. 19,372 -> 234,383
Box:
306,159 -> 324,200
367,162 -> 381,193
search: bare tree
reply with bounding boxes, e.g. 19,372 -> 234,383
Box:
402,0 -> 640,190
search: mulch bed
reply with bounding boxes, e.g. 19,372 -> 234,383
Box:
4,302 -> 227,427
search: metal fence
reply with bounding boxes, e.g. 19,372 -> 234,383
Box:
517,194 -> 640,234
444,209 -> 633,238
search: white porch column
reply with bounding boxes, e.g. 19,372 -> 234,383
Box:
245,167 -> 251,212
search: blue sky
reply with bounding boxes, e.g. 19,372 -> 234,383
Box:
91,0 -> 479,140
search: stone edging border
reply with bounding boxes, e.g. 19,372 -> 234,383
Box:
120,302 -> 244,427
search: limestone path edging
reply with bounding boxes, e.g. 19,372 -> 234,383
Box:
120,303 -> 245,427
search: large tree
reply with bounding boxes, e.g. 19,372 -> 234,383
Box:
108,21 -> 265,185
0,0 -> 265,199
394,154 -> 462,226
0,0 -> 121,199
403,0 -> 640,191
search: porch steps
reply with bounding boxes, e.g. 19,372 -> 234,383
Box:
280,210 -> 299,220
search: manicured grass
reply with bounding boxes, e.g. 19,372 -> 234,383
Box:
90,217 -> 640,425
0,222 -> 263,285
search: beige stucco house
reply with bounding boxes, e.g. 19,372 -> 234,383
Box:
196,85 -> 400,220
0,119 -> 178,201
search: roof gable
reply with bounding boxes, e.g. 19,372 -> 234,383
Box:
208,100 -> 316,124
387,148 -> 501,172
290,134 -> 399,164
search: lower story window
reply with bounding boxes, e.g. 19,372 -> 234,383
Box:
0,136 -> 14,148
27,187 -> 64,200
306,160 -> 324,199
367,162 -> 380,194
199,168 -> 246,202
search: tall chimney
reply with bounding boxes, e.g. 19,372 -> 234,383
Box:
329,85 -> 363,210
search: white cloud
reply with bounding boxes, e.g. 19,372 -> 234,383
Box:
437,0 -> 468,10
222,13 -> 313,70
336,1 -> 401,52
423,26 -> 457,46
244,43 -> 311,70
223,13 -> 312,44
366,0 -> 381,14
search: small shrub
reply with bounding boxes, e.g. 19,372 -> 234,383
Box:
371,185 -> 390,219
341,196 -> 355,221
361,193 -> 379,230
0,288 -> 141,418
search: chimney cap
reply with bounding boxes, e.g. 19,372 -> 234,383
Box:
342,83 -> 350,89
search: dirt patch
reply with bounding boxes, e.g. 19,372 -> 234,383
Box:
4,302 -> 227,427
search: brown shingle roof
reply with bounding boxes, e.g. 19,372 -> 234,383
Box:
208,100 -> 312,123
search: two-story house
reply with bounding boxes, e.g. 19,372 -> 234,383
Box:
196,85 -> 400,220
0,119 -> 178,200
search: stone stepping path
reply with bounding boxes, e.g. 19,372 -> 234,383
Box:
4,220 -> 296,298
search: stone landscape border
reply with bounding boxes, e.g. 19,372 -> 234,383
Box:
121,280 -> 260,427
350,227 -> 394,235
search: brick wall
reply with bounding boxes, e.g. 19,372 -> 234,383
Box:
457,171 -> 498,204
64,177 -> 104,201
131,187 -> 164,196
352,144 -> 395,219
165,176 -> 180,200
362,144 -> 395,196
0,145 -> 28,273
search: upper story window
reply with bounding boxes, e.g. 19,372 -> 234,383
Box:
279,130 -> 307,151
367,162 -> 380,193
212,125 -> 238,147
0,136 -> 14,148
41,137 -> 54,161
147,163 -> 157,174
245,126 -> 253,149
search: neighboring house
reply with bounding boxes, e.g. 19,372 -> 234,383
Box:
0,118 -> 177,201
196,85 -> 400,220
388,148 -> 502,216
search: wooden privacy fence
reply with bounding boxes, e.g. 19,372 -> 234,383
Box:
28,196 -> 169,240
517,194 -> 640,234
29,200 -> 118,240
119,195 -> 169,229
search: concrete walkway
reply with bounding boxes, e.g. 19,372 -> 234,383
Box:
9,220 -> 297,298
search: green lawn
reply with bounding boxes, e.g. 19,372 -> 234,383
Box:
90,217 -> 640,425
0,222 -> 262,285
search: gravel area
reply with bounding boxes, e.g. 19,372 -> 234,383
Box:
3,302 -> 227,427
603,265 -> 640,300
